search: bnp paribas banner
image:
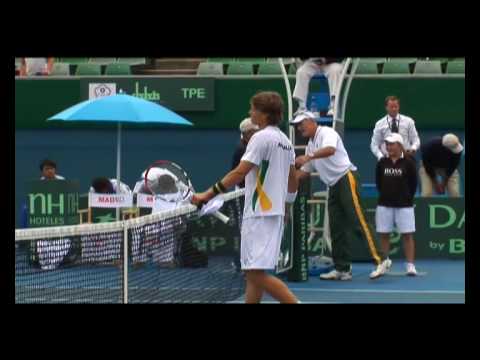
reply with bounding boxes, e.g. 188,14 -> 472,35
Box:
307,198 -> 465,260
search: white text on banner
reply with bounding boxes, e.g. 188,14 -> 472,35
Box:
89,193 -> 133,208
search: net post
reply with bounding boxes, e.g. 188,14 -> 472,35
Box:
123,223 -> 128,304
287,177 -> 310,282
116,122 -> 122,221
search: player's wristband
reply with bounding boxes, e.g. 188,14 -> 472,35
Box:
212,182 -> 226,195
216,181 -> 227,193
286,191 -> 297,203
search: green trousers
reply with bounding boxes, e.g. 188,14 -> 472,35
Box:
328,170 -> 384,272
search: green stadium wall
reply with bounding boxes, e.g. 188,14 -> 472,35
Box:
15,76 -> 465,130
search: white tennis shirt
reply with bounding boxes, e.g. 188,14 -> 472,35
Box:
301,126 -> 356,186
241,125 -> 295,218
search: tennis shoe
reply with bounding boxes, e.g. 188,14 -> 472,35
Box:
369,259 -> 389,279
406,263 -> 417,276
320,267 -> 352,281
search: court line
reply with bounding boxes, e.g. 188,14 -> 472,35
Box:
227,300 -> 339,304
288,288 -> 464,294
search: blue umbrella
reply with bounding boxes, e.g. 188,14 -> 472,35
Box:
48,94 -> 193,217
48,94 -> 193,125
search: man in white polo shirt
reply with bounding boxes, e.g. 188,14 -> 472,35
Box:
292,111 -> 389,280
371,96 -> 421,161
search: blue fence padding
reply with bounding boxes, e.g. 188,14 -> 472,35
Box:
20,202 -> 28,228
361,183 -> 378,197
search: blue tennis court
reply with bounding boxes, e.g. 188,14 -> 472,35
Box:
230,260 -> 465,303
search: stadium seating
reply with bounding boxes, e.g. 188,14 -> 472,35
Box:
207,58 -> 235,63
257,63 -> 283,75
446,61 -> 465,74
117,58 -> 146,65
75,63 -> 102,75
414,61 -> 443,74
227,63 -> 254,75
388,58 -> 418,63
50,63 -> 70,76
382,61 -> 411,74
105,63 -> 132,75
266,57 -> 295,64
236,58 -> 266,64
355,61 -> 379,74
197,62 -> 224,75
361,58 -> 387,63
428,58 -> 450,63
89,58 -> 117,65
60,58 -> 90,64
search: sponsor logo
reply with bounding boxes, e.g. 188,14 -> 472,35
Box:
277,142 -> 292,151
89,83 -> 116,99
384,168 -> 403,176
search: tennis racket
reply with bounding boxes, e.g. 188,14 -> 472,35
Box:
144,160 -> 230,223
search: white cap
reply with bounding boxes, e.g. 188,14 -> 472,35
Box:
384,133 -> 404,146
239,118 -> 259,133
442,133 -> 464,154
290,111 -> 317,124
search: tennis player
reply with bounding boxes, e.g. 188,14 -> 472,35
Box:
133,167 -> 167,194
193,91 -> 300,304
132,168 -> 190,267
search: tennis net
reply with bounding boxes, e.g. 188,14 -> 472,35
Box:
15,189 -> 245,303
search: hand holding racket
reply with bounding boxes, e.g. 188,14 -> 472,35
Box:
145,160 -> 230,223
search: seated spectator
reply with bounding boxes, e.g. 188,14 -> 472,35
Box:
20,57 -> 54,76
419,134 -> 464,197
90,177 -> 131,194
40,159 -> 65,180
292,57 -> 345,117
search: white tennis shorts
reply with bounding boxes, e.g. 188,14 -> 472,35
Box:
375,206 -> 415,234
240,215 -> 284,270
